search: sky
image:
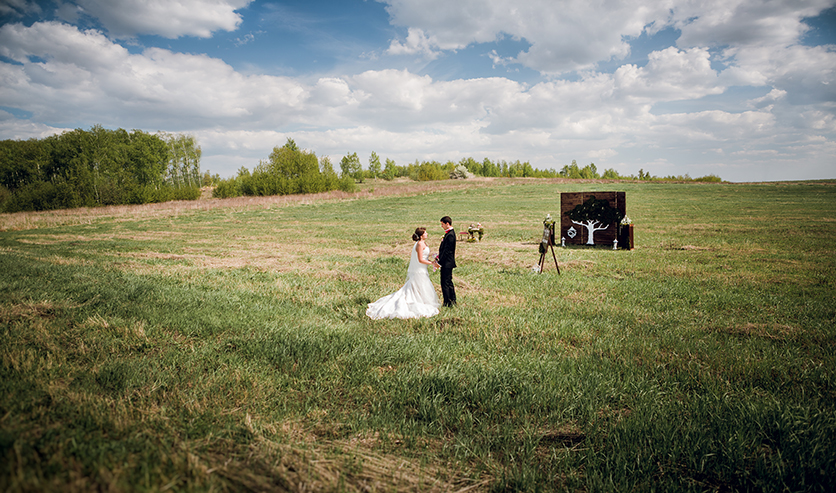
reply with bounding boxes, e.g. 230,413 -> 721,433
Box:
0,0 -> 835,182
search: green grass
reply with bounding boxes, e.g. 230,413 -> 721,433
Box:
1,179 -> 835,491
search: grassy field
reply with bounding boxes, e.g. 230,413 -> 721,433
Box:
1,178 -> 834,492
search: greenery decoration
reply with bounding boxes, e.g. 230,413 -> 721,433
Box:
467,223 -> 484,242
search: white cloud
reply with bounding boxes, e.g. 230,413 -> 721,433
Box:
64,0 -> 253,39
381,0 -> 836,78
587,148 -> 617,160
651,110 -> 776,143
672,0 -> 834,49
0,111 -> 68,141
748,88 -> 786,109
1,9 -> 834,182
382,0 -> 672,73
386,28 -> 441,59
729,43 -> 836,106
372,0 -> 836,181
613,47 -> 724,101
0,21 -> 309,128
233,32 -> 254,46
309,77 -> 356,108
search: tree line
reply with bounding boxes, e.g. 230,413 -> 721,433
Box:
0,125 -> 204,212
1,127 -> 724,211
555,160 -> 722,182
335,154 -> 722,183
212,144 -> 724,199
211,145 -> 555,199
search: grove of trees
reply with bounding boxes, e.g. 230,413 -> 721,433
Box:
0,125 -> 202,212
212,139 -> 355,199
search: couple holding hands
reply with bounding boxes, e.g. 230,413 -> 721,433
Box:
366,216 -> 457,320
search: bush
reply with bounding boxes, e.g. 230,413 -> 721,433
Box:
2,181 -> 81,212
150,186 -> 175,203
414,162 -> 446,181
213,178 -> 241,198
296,173 -> 326,194
323,173 -> 341,191
0,184 -> 11,211
97,176 -> 128,205
338,176 -> 357,192
694,174 -> 723,183
172,186 -> 201,201
127,184 -> 153,205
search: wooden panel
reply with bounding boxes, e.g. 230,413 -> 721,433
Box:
560,191 -> 626,247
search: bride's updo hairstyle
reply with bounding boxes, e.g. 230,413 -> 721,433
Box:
412,227 -> 427,242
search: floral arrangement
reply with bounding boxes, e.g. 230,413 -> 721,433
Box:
618,215 -> 633,250
619,215 -> 632,236
539,214 -> 555,254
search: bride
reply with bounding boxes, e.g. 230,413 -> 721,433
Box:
366,227 -> 441,319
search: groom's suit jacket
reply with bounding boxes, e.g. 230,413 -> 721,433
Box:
438,228 -> 457,269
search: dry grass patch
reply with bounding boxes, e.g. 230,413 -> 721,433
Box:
320,270 -> 361,282
534,422 -> 586,452
15,233 -> 103,245
1,301 -> 76,373
366,244 -> 413,258
554,336 -> 590,356
111,243 -> 350,274
116,231 -> 186,242
471,290 -> 526,308
207,414 -> 492,493
79,313 -> 149,341
251,437 -> 489,493
0,300 -> 63,323
456,241 -> 537,269
720,322 -> 802,341
560,259 -> 596,271
0,178 -> 503,232
563,289 -> 607,305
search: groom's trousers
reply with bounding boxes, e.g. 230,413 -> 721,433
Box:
440,267 -> 456,306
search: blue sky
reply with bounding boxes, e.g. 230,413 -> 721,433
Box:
1,0 -> 835,181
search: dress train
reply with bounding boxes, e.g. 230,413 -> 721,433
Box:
366,243 -> 440,319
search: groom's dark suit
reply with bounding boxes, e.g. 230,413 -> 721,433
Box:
438,228 -> 457,307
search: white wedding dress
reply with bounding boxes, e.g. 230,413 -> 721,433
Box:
366,243 -> 440,319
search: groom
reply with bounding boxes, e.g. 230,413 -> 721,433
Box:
434,216 -> 457,307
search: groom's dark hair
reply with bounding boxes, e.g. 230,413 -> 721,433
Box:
440,216 -> 452,225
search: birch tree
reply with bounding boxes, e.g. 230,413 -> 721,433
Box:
162,133 -> 201,188
340,152 -> 362,182
368,151 -> 381,180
